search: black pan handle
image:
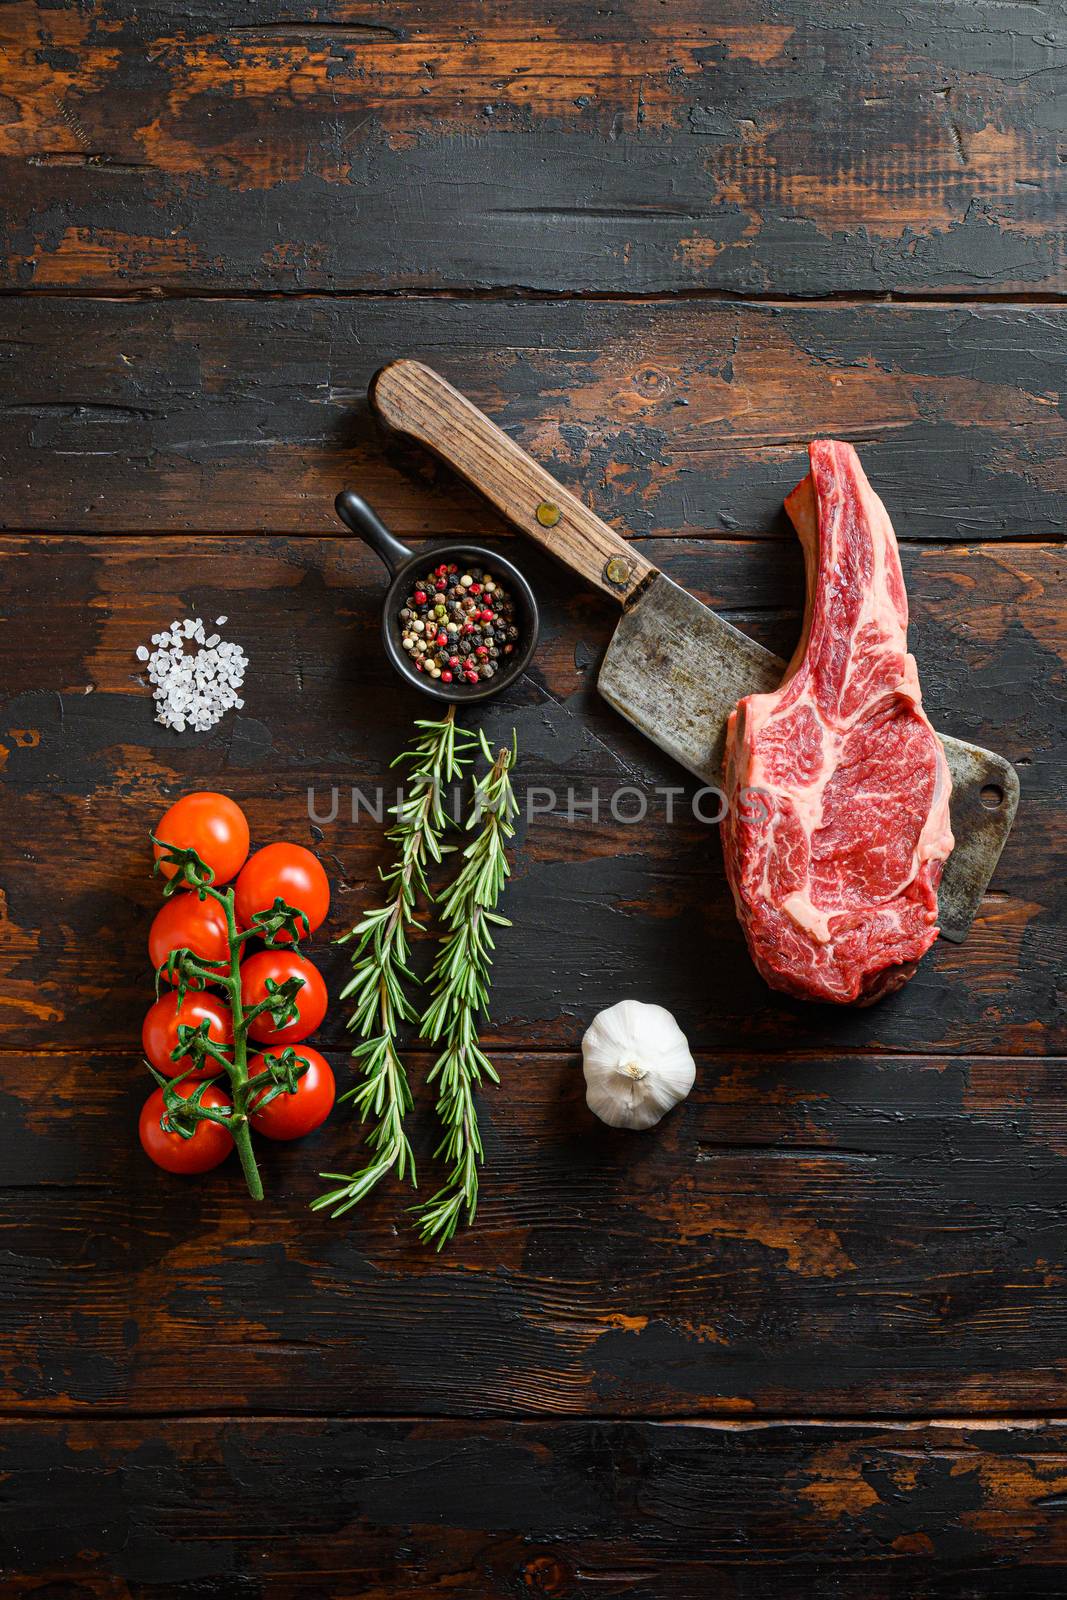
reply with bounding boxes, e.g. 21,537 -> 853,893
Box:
335,490 -> 413,576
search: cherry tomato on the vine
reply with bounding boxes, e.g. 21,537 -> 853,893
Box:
154,792 -> 250,886
234,843 -> 330,942
240,949 -> 327,1045
139,1080 -> 233,1175
248,1046 -> 335,1140
142,990 -> 233,1076
148,893 -> 231,983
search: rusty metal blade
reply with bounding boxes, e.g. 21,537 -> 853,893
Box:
597,574 -> 1019,945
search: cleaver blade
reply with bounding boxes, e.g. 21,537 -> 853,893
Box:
598,574 -> 1020,945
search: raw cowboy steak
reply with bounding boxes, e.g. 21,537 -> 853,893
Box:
720,441 -> 954,1005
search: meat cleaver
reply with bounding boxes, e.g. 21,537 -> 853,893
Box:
370,359 -> 1019,943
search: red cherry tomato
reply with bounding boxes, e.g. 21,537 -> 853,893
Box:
240,949 -> 327,1045
148,893 -> 230,983
234,843 -> 330,943
142,990 -> 233,1076
138,1080 -> 233,1175
153,792 -> 250,886
248,1047 -> 335,1140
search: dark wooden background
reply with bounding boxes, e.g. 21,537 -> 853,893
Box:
1,2 -> 1065,1594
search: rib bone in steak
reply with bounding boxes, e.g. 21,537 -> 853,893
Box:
721,441 -> 954,1005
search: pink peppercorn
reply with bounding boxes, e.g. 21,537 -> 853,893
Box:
441,670 -> 453,683
414,590 -> 427,605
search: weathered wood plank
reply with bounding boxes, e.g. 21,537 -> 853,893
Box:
1,298 -> 1065,540
6,1417 -> 1067,1597
0,535 -> 1059,1058
4,1048 -> 1067,1420
2,0 -> 1065,295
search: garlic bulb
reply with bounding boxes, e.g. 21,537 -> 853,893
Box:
581,1000 -> 695,1130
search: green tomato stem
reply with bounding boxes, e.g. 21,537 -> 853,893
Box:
230,1117 -> 264,1201
220,880 -> 263,1202
155,843 -> 272,1202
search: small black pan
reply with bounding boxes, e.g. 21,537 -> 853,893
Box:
335,490 -> 540,705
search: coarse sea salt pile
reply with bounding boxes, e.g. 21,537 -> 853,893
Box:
134,616 -> 247,734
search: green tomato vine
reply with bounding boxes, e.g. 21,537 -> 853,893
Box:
147,837 -> 312,1200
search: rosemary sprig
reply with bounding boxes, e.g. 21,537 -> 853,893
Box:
412,731 -> 519,1249
314,709 -> 474,1217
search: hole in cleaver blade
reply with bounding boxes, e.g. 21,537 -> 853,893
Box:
596,574 -> 1019,947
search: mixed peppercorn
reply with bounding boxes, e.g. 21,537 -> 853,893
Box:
397,561 -> 521,685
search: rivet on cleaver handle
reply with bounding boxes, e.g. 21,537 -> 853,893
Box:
598,573 -> 1019,945
371,359 -> 658,604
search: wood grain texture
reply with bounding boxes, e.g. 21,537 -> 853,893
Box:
3,0 -> 1066,1586
5,1417 -> 1067,1597
2,0 -> 1065,295
2,297 -> 1065,539
371,359 -> 658,603
0,535 -> 1059,1059
6,1047 -> 1067,1417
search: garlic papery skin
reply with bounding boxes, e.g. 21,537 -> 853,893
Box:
582,1000 -> 695,1130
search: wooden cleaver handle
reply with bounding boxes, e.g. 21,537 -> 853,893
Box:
371,359 -> 657,605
